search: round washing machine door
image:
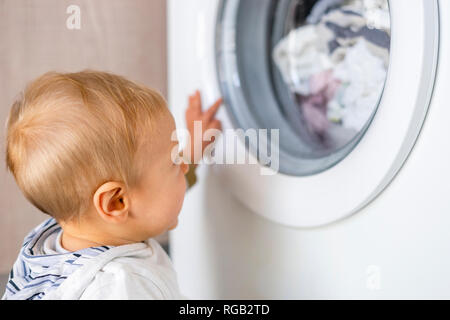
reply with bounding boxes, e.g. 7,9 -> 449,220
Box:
202,0 -> 439,228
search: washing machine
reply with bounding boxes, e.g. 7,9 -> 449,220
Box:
168,0 -> 450,299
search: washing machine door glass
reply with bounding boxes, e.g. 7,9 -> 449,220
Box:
216,0 -> 391,176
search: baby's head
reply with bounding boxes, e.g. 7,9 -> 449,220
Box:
6,70 -> 189,244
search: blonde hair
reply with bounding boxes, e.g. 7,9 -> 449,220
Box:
6,70 -> 169,221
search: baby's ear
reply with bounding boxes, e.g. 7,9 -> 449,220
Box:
93,182 -> 129,224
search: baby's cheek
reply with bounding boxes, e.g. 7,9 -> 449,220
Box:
177,177 -> 187,207
179,170 -> 187,191
179,180 -> 187,204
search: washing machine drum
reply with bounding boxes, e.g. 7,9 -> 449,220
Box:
217,0 -> 393,176
215,0 -> 439,226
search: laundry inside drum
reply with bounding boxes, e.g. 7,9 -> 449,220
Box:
271,0 -> 391,152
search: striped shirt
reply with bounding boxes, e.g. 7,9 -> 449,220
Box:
2,218 -> 113,300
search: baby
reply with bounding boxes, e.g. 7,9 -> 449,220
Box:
2,70 -> 222,300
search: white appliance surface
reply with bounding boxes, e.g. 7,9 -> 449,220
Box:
168,0 -> 450,299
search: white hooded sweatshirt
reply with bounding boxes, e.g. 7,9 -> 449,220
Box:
2,218 -> 184,300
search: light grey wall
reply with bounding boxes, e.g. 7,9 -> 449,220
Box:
0,0 -> 167,273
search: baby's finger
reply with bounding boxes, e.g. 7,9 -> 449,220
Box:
208,119 -> 222,131
188,94 -> 196,109
193,90 -> 202,112
204,98 -> 223,122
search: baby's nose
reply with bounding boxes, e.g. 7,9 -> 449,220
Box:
181,161 -> 189,175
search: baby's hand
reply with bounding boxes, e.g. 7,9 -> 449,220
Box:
184,90 -> 223,165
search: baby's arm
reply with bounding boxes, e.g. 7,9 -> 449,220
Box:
182,91 -> 222,189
